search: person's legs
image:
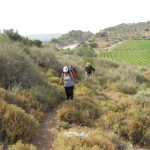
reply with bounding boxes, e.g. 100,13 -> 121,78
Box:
69,86 -> 74,100
65,87 -> 70,100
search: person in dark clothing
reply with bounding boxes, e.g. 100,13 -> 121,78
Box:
85,63 -> 95,77
59,66 -> 75,100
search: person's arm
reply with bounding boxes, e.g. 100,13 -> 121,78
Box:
91,67 -> 95,73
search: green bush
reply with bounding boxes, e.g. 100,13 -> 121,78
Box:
134,89 -> 150,106
98,59 -> 119,68
0,101 -> 39,143
31,84 -> 65,111
8,141 -> 36,150
115,82 -> 137,95
26,47 -> 62,74
0,41 -> 42,88
57,100 -> 100,126
136,74 -> 149,83
3,29 -> 42,47
0,87 -> 44,122
141,128 -> 150,146
54,128 -> 125,150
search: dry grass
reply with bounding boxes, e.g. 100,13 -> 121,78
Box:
8,141 -> 36,150
54,128 -> 125,150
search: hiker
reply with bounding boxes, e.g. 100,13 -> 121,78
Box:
60,66 -> 75,100
85,63 -> 95,77
68,65 -> 78,82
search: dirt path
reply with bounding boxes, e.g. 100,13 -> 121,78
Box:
34,111 -> 58,150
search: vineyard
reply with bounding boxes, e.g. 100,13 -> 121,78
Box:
99,40 -> 150,65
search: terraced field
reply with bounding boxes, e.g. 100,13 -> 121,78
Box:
99,40 -> 150,65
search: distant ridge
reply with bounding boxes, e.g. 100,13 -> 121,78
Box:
50,30 -> 93,48
27,33 -> 62,41
94,21 -> 150,49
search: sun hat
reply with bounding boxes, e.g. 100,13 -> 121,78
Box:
63,66 -> 68,72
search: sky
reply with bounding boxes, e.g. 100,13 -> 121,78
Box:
0,0 -> 150,35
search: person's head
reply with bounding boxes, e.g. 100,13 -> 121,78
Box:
63,66 -> 69,73
85,62 -> 91,67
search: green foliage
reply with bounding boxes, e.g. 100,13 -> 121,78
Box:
96,21 -> 150,43
134,89 -> 150,106
3,29 -> 22,41
115,82 -> 137,95
54,128 -> 125,150
26,47 -> 61,72
31,84 -> 65,111
57,30 -> 93,46
57,100 -> 100,126
82,44 -> 94,64
0,87 -> 44,122
0,41 -> 42,88
0,101 -> 39,143
3,29 -> 42,47
99,40 -> 150,66
89,42 -> 98,48
8,141 -> 36,150
141,128 -> 150,146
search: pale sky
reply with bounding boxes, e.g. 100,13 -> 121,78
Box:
0,0 -> 150,35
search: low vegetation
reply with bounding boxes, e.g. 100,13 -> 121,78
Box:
0,26 -> 150,150
54,59 -> 150,149
99,40 -> 150,66
95,21 -> 150,47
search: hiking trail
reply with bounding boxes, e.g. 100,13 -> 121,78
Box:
34,111 -> 59,150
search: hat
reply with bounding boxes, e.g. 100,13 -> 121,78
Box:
85,63 -> 91,67
63,66 -> 68,72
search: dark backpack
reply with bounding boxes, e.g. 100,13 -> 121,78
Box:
85,65 -> 95,75
69,66 -> 78,80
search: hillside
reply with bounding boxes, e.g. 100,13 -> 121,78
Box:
0,28 -> 150,150
50,30 -> 93,48
94,21 -> 150,49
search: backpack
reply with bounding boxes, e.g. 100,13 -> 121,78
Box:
85,65 -> 95,75
69,66 -> 78,80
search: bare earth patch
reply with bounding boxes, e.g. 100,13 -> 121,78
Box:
34,111 -> 58,150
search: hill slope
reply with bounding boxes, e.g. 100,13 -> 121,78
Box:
50,30 -> 93,48
94,21 -> 150,49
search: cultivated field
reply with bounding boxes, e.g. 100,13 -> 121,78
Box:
99,40 -> 150,65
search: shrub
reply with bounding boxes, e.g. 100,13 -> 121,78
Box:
54,128 -> 124,150
100,101 -> 121,112
3,29 -> 42,47
136,74 -> 149,83
27,47 -> 61,73
134,89 -> 150,107
0,101 -> 39,143
3,29 -> 22,41
115,82 -> 137,95
57,100 -> 100,126
141,128 -> 150,146
8,141 -> 36,150
0,87 -> 44,122
76,84 -> 93,96
97,59 -> 119,68
127,120 -> 144,144
31,84 -> 65,111
0,42 -> 42,88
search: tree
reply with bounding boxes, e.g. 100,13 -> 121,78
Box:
82,44 -> 94,64
3,29 -> 22,41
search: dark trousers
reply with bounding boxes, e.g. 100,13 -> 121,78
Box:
65,86 -> 74,100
